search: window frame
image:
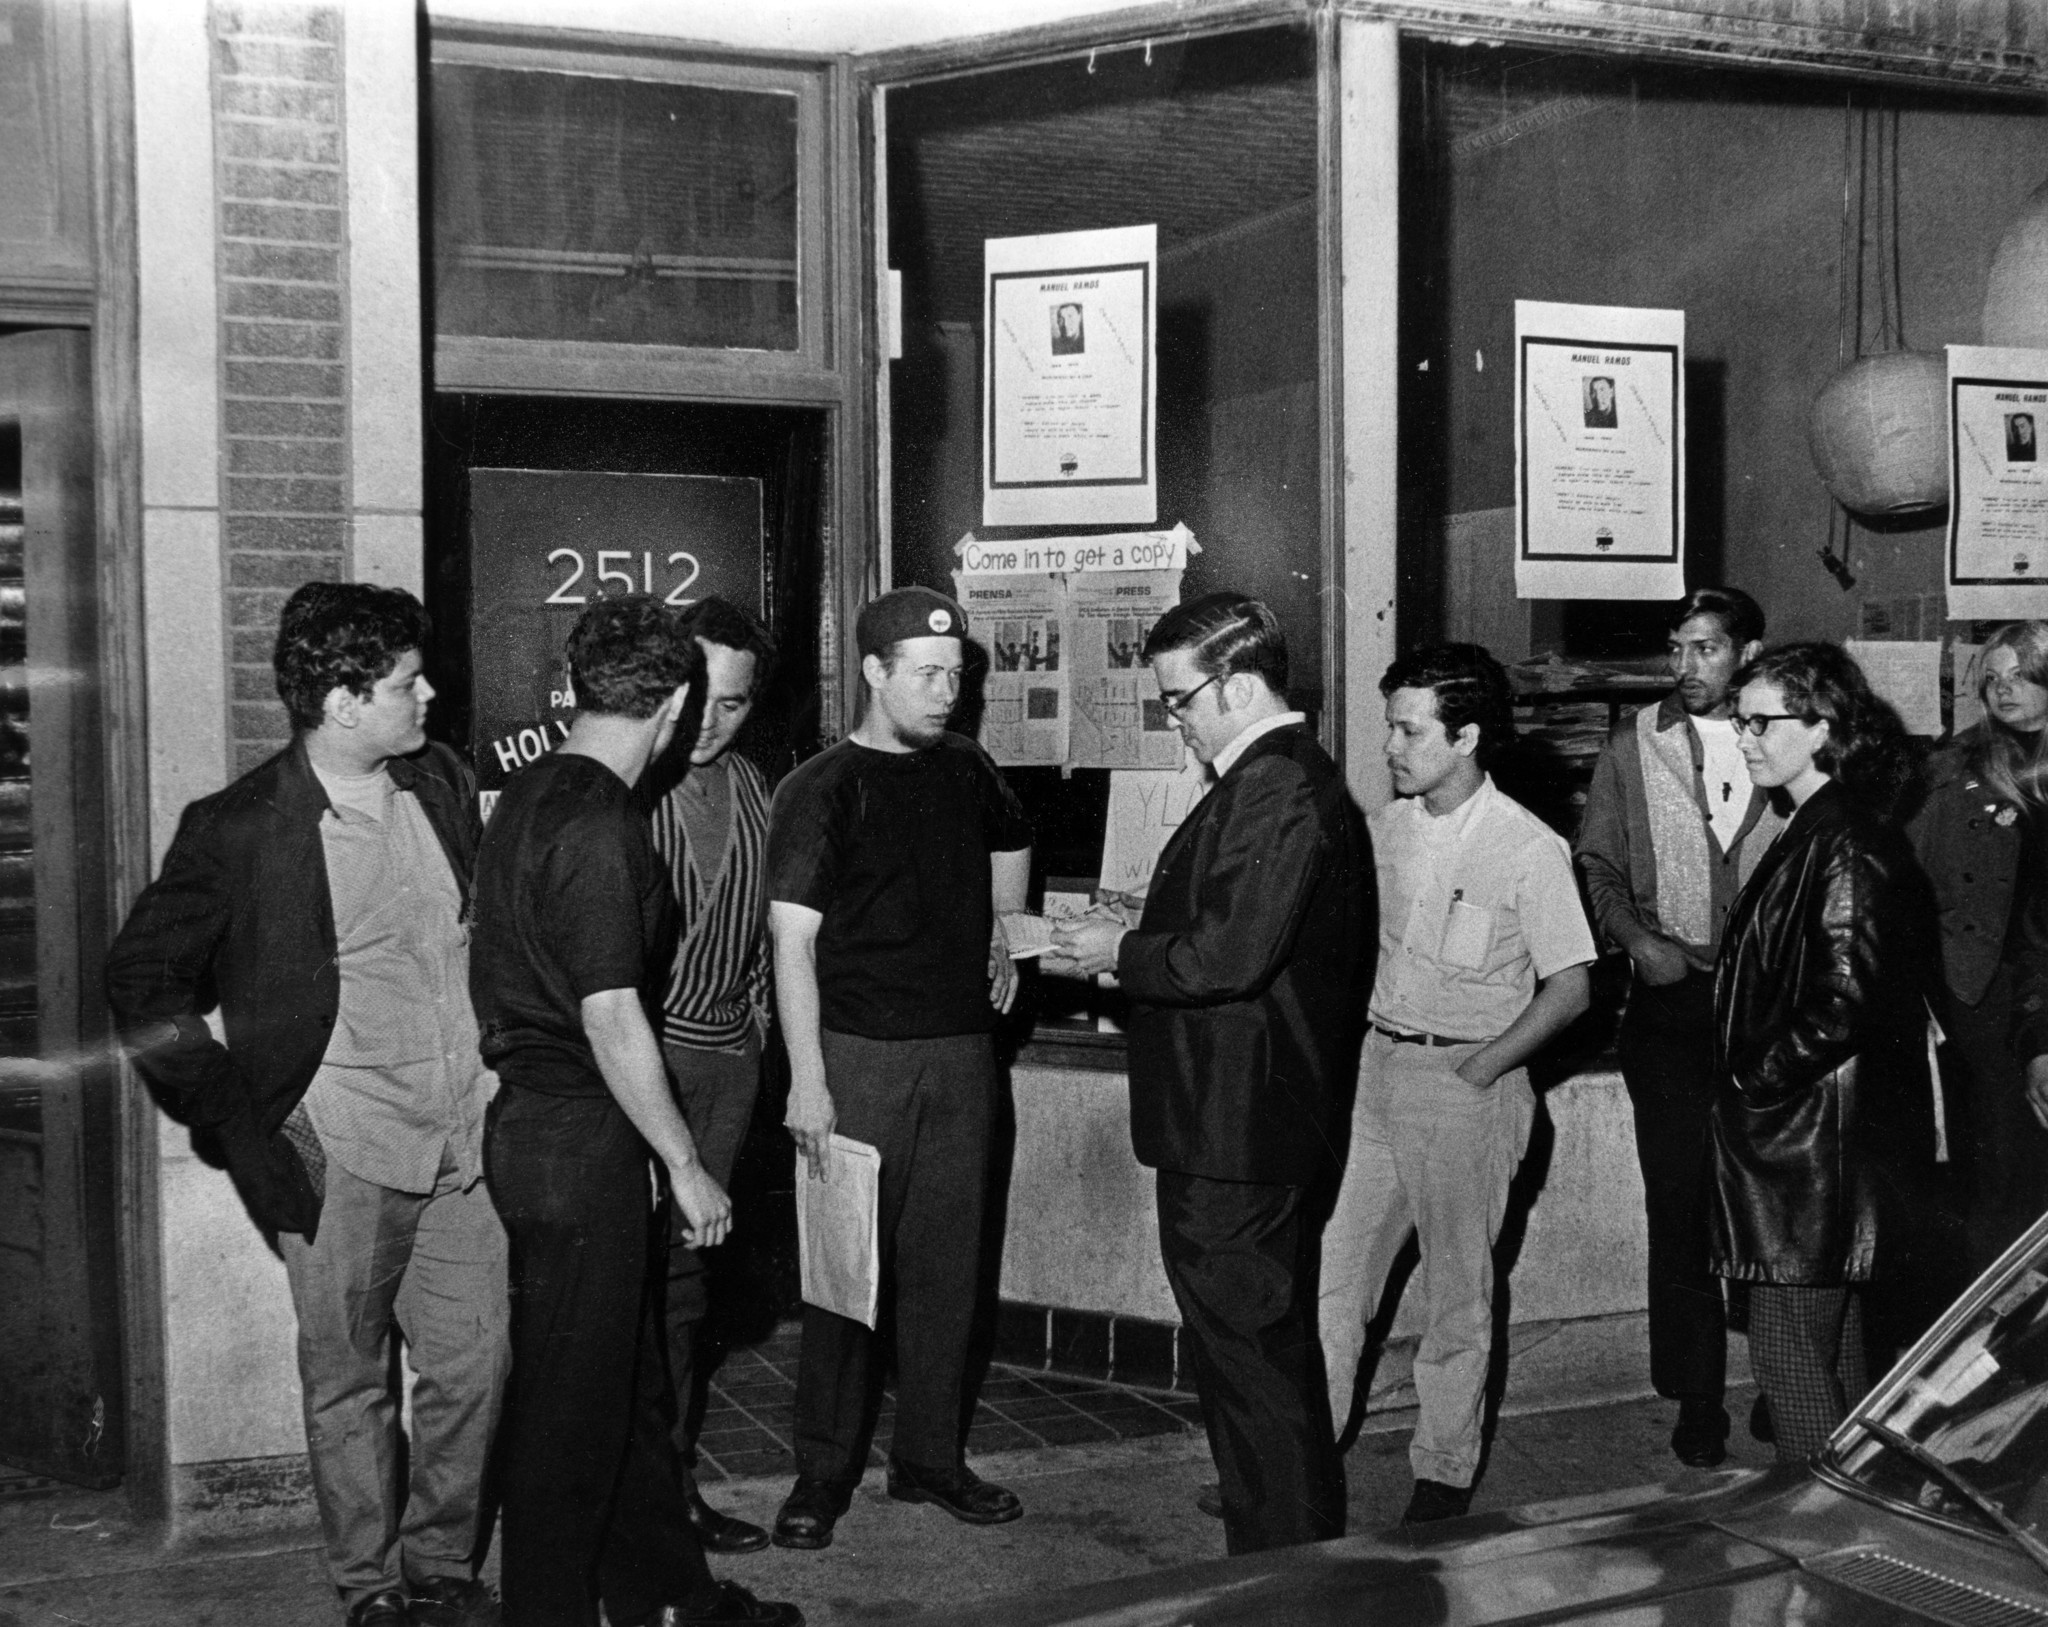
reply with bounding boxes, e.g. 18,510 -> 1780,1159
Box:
428,31 -> 834,401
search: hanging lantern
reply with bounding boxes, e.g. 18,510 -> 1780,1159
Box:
1983,178 -> 2048,348
1807,350 -> 1950,517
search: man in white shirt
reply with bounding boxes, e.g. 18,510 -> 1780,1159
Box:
1319,643 -> 1593,1523
1574,588 -> 1778,1468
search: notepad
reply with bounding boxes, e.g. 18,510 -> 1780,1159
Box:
1000,910 -> 1057,958
796,1134 -> 882,1329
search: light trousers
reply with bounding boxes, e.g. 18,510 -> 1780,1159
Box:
1317,1030 -> 1533,1488
278,1154 -> 509,1610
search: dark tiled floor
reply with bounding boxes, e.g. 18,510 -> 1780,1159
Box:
692,1322 -> 1206,1484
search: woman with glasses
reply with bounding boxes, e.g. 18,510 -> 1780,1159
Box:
1907,622 -> 2048,1274
1710,642 -> 1933,1462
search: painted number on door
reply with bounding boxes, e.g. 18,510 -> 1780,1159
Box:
545,548 -> 703,607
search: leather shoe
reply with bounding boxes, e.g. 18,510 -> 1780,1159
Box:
885,1458 -> 1022,1525
407,1575 -> 498,1627
1401,1477 -> 1474,1524
1749,1393 -> 1776,1445
686,1486 -> 770,1554
1671,1400 -> 1729,1468
625,1582 -> 805,1626
771,1476 -> 853,1549
1195,1481 -> 1224,1518
346,1591 -> 408,1627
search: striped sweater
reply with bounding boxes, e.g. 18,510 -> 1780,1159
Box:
649,753 -> 771,1051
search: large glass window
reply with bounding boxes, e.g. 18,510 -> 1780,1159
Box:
432,65 -> 800,352
426,37 -> 830,391
885,25 -> 1325,882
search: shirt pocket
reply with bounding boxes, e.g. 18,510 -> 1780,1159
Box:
1440,899 -> 1495,971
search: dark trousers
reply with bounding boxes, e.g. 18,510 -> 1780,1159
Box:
487,1088 -> 712,1627
1944,969 -> 2048,1273
1616,971 -> 1727,1406
662,1036 -> 763,1490
794,1031 -> 995,1483
1158,1169 -> 1344,1555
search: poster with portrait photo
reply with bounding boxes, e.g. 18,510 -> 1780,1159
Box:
1515,300 -> 1685,601
984,224 -> 1157,527
1947,344 -> 2048,619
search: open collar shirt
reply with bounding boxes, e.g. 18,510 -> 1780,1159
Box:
301,765 -> 495,1193
1369,774 -> 1595,1042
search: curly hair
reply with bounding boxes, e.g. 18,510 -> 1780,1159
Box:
1379,642 -> 1515,765
1969,620 -> 2048,810
1140,593 -> 1289,695
566,595 -> 706,726
273,581 -> 431,731
1735,641 -> 1918,817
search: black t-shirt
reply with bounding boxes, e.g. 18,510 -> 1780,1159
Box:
471,751 -> 675,1096
768,733 -> 1032,1040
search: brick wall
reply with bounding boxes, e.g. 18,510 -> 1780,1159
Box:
211,2 -> 350,775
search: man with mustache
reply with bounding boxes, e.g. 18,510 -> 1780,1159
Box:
1575,587 -> 1780,1467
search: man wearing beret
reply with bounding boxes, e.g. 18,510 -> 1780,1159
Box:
765,586 -> 1034,1549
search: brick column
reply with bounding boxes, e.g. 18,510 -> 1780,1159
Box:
210,1 -> 350,776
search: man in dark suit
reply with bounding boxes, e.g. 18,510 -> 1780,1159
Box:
106,583 -> 505,1627
1049,592 -> 1371,1554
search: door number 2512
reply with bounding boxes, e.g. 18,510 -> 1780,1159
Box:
545,548 -> 702,606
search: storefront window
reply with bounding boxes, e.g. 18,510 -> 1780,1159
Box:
885,24 -> 1325,928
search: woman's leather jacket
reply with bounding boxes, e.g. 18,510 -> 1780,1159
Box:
1710,780 -> 1936,1284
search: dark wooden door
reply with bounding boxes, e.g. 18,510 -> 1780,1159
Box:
0,329 -> 122,1488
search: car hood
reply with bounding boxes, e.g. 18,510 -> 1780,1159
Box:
922,1464 -> 2033,1627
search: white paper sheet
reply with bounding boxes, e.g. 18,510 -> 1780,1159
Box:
955,524 -> 1193,576
1845,639 -> 1944,737
1953,642 -> 1986,737
1066,572 -> 1185,770
796,1135 -> 881,1329
952,573 -> 1069,767
984,225 -> 1158,528
1515,300 -> 1685,601
1946,344 -> 2048,620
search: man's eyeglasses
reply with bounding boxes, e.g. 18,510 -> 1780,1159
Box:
1159,674 -> 1222,718
1732,711 -> 1808,736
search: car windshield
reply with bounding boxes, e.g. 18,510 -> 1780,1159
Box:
1830,1227 -> 2048,1550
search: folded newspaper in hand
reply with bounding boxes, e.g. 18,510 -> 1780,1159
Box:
796,1135 -> 881,1329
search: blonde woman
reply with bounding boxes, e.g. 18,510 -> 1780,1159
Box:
1907,621 -> 2048,1272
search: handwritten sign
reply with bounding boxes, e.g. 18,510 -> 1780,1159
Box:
953,522 -> 1195,577
1099,758 -> 1210,898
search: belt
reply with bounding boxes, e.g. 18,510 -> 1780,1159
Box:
1372,1022 -> 1474,1048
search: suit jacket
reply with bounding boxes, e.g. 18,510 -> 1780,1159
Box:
105,738 -> 480,1237
1904,729 -> 2027,1008
1118,723 -> 1372,1184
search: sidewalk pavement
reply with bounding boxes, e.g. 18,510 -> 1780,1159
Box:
0,1353 -> 1770,1627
